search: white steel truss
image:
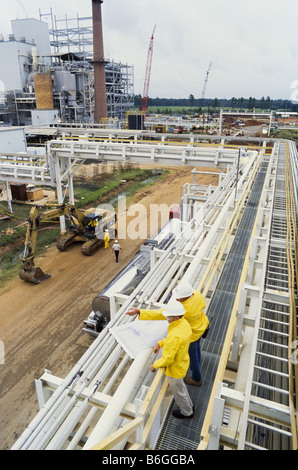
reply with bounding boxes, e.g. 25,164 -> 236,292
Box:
204,141 -> 298,451
8,133 -> 298,451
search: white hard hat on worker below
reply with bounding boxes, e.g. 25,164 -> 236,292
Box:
174,281 -> 193,299
162,300 -> 185,317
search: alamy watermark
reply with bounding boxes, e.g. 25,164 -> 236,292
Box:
93,195 -> 204,243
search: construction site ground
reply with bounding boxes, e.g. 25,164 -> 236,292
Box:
0,165 -> 218,450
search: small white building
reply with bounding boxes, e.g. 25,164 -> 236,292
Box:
31,109 -> 60,126
0,127 -> 27,153
0,19 -> 51,92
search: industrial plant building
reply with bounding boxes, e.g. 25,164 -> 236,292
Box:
1,1 -> 298,454
0,13 -> 134,126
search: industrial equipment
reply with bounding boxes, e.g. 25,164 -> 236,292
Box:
201,61 -> 212,100
140,25 -> 156,114
92,0 -> 108,121
19,203 -> 116,284
83,229 -> 177,335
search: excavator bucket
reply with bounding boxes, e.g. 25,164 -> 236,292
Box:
19,266 -> 51,284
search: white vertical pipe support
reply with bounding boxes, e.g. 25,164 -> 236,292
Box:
67,160 -> 75,205
83,348 -> 153,450
54,155 -> 66,233
4,180 -> 12,213
207,382 -> 225,450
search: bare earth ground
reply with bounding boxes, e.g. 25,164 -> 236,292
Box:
0,166 -> 216,450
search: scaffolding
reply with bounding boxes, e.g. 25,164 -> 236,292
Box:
0,13 -> 134,125
40,9 -> 94,61
39,10 -> 134,122
106,61 -> 134,120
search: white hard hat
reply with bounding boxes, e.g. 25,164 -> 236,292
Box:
162,300 -> 185,317
115,240 -> 118,243
174,281 -> 194,299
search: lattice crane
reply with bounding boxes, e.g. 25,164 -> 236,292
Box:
140,25 -> 157,114
201,61 -> 212,100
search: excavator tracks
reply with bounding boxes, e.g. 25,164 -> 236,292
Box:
56,232 -> 85,251
81,237 -> 105,256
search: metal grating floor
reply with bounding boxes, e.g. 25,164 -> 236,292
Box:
155,158 -> 269,450
243,143 -> 296,449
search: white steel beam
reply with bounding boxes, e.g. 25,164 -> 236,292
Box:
10,135 -> 297,451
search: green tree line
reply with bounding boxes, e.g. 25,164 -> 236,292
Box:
134,94 -> 298,112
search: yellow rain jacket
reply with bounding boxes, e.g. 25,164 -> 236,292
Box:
139,290 -> 209,343
180,290 -> 209,342
153,317 -> 192,379
104,231 -> 110,249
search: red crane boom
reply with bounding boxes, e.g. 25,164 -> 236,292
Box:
140,25 -> 156,114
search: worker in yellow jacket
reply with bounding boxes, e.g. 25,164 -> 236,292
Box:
104,230 -> 110,249
149,300 -> 194,419
126,281 -> 209,387
174,281 -> 209,387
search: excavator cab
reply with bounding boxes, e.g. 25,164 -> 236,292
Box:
83,213 -> 103,239
19,204 -> 116,283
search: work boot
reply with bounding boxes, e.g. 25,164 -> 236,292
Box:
184,377 -> 202,387
172,407 -> 195,419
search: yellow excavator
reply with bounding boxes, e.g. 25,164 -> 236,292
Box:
19,203 -> 116,284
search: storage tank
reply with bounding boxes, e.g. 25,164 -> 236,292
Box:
34,73 -> 54,110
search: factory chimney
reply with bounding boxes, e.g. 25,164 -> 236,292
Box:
92,0 -> 107,122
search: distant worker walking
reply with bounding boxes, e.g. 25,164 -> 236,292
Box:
112,240 -> 122,262
149,301 -> 194,419
104,229 -> 110,249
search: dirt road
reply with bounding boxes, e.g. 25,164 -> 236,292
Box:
0,166 -> 215,449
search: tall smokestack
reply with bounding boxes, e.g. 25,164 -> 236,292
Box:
92,0 -> 107,122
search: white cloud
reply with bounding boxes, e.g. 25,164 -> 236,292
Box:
0,0 -> 297,99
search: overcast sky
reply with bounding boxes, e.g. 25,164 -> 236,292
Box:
0,0 -> 297,101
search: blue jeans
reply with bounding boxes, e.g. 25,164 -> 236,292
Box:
189,338 -> 201,382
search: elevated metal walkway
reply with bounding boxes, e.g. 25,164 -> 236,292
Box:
155,157 -> 270,450
235,142 -> 298,450
0,152 -> 51,185
10,136 -> 297,451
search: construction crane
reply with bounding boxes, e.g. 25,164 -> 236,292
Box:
201,61 -> 212,100
140,25 -> 157,115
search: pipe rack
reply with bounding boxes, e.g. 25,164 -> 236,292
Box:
198,141 -> 298,450
11,143 -> 258,450
10,137 -> 297,451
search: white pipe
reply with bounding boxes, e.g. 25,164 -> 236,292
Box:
183,153 -> 259,285
46,345 -> 125,449
11,323 -> 115,449
12,148 -> 260,450
66,354 -> 130,450
83,348 -> 153,450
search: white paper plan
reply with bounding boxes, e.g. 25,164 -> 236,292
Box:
109,318 -> 169,359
